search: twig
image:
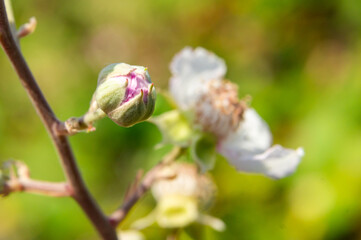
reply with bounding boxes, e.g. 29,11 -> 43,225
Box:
108,164 -> 163,227
1,161 -> 73,197
3,178 -> 71,197
0,2 -> 117,239
56,100 -> 106,135
57,116 -> 92,135
109,147 -> 185,227
1,160 -> 71,197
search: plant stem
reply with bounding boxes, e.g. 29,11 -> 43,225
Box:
56,108 -> 106,135
4,179 -> 71,197
109,147 -> 185,227
4,0 -> 17,44
0,1 -> 117,239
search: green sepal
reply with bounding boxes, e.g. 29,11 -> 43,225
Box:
95,77 -> 127,113
108,90 -> 145,127
141,84 -> 156,121
149,110 -> 194,147
191,133 -> 217,173
105,80 -> 156,127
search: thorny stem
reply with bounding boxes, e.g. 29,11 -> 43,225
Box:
109,147 -> 186,227
0,1 -> 117,239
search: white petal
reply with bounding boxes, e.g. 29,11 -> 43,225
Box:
169,47 -> 226,110
217,108 -> 272,159
170,47 -> 226,80
253,145 -> 304,178
217,108 -> 303,178
223,145 -> 304,179
169,75 -> 206,110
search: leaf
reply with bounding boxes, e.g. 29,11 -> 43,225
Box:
191,134 -> 217,173
149,110 -> 194,147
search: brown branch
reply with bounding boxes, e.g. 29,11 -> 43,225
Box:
1,160 -> 71,197
109,147 -> 185,227
4,178 -> 71,197
109,164 -> 161,227
0,2 -> 117,239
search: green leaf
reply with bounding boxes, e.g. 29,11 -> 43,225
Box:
191,134 -> 217,173
149,110 -> 194,147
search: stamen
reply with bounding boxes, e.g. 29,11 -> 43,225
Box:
195,80 -> 247,138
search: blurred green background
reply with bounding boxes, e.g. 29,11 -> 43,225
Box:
1,0 -> 361,239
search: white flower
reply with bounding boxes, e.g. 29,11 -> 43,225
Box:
169,47 -> 304,179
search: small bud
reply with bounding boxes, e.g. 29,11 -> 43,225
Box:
95,63 -> 156,127
17,17 -> 37,39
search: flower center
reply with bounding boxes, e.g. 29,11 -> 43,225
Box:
195,80 -> 247,138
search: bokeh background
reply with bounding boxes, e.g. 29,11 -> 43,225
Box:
1,0 -> 361,239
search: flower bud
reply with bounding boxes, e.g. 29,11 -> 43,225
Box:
95,63 -> 156,127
